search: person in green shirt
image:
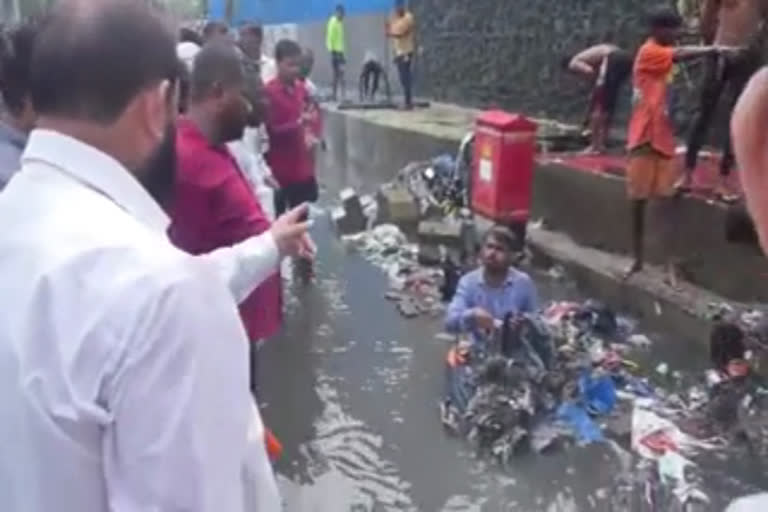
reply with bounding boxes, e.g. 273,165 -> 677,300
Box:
326,4 -> 346,101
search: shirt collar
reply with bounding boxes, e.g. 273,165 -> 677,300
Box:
480,268 -> 519,287
21,128 -> 170,233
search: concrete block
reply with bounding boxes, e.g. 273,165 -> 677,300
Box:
417,219 -> 466,249
331,206 -> 365,235
418,244 -> 442,266
376,184 -> 419,227
338,188 -> 367,233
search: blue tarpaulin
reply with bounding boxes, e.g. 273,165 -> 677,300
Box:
208,0 -> 392,25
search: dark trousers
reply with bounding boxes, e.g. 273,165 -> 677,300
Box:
395,53 -> 413,107
686,53 -> 761,176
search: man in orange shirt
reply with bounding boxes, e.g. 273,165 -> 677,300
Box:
625,8 -> 728,284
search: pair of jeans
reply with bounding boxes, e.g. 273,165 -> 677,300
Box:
686,52 -> 761,176
395,53 -> 413,107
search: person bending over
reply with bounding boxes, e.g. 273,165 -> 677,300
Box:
445,225 -> 538,349
359,51 -> 391,102
564,43 -> 633,153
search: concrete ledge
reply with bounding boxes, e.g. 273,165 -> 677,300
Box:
533,160 -> 768,303
526,225 -> 736,345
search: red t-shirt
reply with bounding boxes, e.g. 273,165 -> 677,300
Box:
264,78 -> 314,186
627,38 -> 676,157
169,118 -> 282,341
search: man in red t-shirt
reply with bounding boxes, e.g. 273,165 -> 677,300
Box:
624,8 -> 726,285
169,42 -> 294,393
265,39 -> 318,218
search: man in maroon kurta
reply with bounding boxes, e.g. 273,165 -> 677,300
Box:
168,42 -> 281,391
265,39 -> 317,216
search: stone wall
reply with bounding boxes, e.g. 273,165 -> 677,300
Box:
411,0 -> 714,134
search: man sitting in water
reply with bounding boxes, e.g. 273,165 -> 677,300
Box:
563,43 -> 634,154
444,225 -> 539,348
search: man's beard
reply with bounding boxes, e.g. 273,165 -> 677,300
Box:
138,123 -> 177,207
221,113 -> 246,143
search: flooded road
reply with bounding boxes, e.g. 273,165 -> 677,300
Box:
259,146 -> 768,510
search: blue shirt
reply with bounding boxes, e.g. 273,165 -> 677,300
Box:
444,267 -> 539,344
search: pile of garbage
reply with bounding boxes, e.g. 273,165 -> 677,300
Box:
441,301 -> 768,509
442,301 -> 640,457
342,224 -> 447,319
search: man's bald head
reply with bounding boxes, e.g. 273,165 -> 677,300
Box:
30,0 -> 177,124
190,41 -> 244,103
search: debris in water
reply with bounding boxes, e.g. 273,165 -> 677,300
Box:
627,334 -> 652,348
547,264 -> 566,280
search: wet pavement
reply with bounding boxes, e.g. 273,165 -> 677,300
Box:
259,156 -> 768,511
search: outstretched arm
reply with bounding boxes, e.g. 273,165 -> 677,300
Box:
672,45 -> 718,62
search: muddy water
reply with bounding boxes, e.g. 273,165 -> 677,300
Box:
259,134 -> 767,511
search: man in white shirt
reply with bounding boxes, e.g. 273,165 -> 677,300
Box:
235,22 -> 279,219
0,1 -> 306,511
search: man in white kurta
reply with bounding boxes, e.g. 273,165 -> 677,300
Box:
0,1 -> 307,510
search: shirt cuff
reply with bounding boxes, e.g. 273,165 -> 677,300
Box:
252,230 -> 279,269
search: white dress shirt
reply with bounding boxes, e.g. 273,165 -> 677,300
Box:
229,127 -> 276,222
0,129 -> 280,511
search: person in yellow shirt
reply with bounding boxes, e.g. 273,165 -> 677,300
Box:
326,4 -> 346,101
386,0 -> 415,109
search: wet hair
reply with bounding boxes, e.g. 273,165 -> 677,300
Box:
202,20 -> 228,40
0,19 -> 38,116
239,23 -> 263,40
710,321 -> 746,371
190,41 -> 243,103
179,26 -> 203,46
483,225 -> 521,252
647,7 -> 683,30
30,0 -> 178,124
274,39 -> 301,62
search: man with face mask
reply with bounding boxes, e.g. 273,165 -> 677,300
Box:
0,1 -> 308,510
444,226 -> 539,348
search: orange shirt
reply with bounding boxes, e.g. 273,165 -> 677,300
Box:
627,38 -> 676,157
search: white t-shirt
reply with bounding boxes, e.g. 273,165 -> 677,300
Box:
177,41 -> 201,71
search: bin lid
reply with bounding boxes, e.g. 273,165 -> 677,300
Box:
476,110 -> 537,131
